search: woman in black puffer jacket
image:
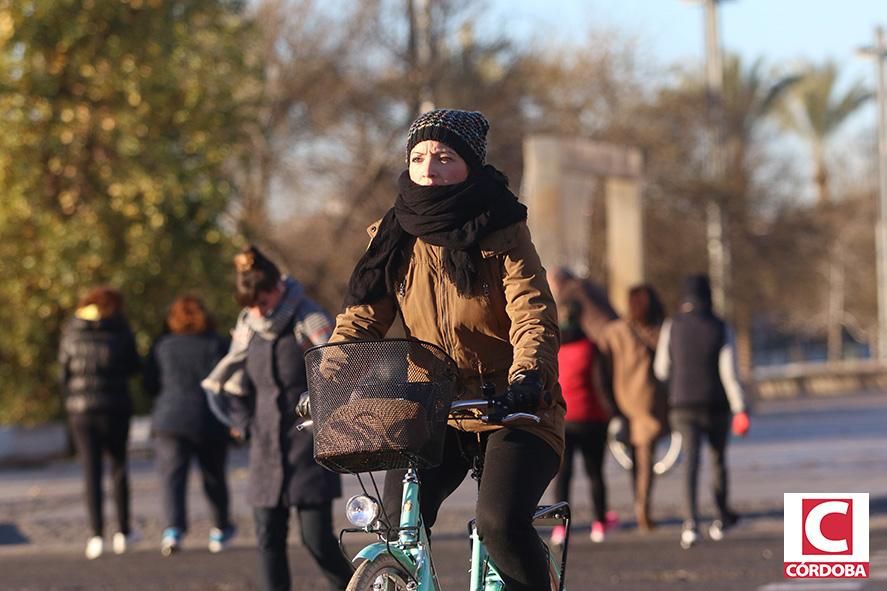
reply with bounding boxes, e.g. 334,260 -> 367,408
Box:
145,295 -> 234,556
59,286 -> 141,560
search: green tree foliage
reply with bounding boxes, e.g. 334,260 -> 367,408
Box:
0,0 -> 260,423
777,61 -> 871,204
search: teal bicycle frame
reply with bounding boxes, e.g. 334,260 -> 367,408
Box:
348,468 -> 571,591
351,468 -> 436,589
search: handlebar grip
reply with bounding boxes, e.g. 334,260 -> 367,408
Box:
295,392 -> 311,419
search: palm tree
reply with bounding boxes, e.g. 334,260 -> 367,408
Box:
778,61 -> 871,204
778,61 -> 872,360
716,55 -> 800,372
720,55 -> 801,173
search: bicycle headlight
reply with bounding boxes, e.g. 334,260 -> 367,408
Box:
345,495 -> 380,528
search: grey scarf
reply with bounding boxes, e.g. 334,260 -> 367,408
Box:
202,277 -> 304,397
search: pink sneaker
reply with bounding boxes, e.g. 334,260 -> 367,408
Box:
590,521 -> 605,543
549,525 -> 566,546
605,510 -> 620,528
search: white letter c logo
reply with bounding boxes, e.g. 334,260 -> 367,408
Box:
805,501 -> 849,553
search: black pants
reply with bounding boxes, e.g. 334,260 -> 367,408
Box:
383,427 -> 560,591
253,502 -> 353,591
69,413 -> 131,537
670,409 -> 732,526
553,421 -> 609,523
154,435 -> 231,532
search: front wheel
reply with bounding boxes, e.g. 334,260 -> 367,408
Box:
346,555 -> 414,591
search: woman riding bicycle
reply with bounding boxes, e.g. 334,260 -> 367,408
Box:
330,109 -> 565,591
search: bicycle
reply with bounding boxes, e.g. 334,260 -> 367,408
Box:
606,416 -> 683,476
303,338 -> 570,591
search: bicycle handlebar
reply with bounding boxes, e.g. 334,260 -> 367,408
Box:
297,397 -> 541,429
449,399 -> 541,425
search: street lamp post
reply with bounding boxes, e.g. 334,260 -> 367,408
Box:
415,0 -> 435,114
858,27 -> 887,359
683,0 -> 734,316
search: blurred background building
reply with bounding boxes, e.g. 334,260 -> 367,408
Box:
1,0 -> 886,424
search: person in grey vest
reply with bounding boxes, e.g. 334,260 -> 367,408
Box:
653,274 -> 750,549
204,246 -> 352,591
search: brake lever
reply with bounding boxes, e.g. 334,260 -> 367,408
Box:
501,412 -> 540,424
480,412 -> 541,425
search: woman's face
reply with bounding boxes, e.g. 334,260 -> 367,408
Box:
408,140 -> 469,186
250,282 -> 284,318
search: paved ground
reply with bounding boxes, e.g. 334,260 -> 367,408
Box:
1,391 -> 886,589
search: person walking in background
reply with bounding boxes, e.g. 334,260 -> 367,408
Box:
59,286 -> 141,560
549,298 -> 616,546
598,284 -> 668,533
654,274 -> 750,549
144,295 -> 235,556
203,247 -> 352,591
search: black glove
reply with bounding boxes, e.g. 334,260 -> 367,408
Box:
295,392 -> 311,419
492,371 -> 549,414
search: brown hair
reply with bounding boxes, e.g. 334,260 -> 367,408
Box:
628,284 -> 665,327
234,246 -> 281,307
166,295 -> 214,334
77,286 -> 124,319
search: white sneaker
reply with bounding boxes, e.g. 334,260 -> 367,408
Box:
208,526 -> 237,554
85,536 -> 104,560
590,521 -> 606,543
680,523 -> 699,550
112,530 -> 142,554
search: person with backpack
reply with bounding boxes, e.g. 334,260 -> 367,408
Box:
598,284 -> 668,532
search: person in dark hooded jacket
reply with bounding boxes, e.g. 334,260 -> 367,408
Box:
59,286 -> 141,560
654,274 -> 750,549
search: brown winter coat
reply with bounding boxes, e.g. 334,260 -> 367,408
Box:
599,319 -> 668,446
330,220 -> 565,458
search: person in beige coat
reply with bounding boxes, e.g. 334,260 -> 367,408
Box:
598,285 -> 667,532
330,108 -> 564,591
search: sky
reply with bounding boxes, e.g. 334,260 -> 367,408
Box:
490,0 -> 885,128
492,0 -> 884,69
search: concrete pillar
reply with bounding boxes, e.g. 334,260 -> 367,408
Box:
522,135 -> 644,312
523,136 -> 566,272
605,177 -> 644,315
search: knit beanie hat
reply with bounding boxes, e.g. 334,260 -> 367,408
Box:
405,109 -> 490,170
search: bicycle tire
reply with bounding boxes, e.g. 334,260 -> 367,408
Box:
607,431 -> 683,476
346,555 -> 414,591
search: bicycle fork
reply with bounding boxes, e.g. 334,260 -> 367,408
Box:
351,468 -> 438,590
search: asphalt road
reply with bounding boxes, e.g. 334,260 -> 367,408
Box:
1,525 -> 885,590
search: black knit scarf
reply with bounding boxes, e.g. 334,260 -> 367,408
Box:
344,165 -> 527,307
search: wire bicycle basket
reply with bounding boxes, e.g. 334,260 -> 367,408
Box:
305,338 -> 460,474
